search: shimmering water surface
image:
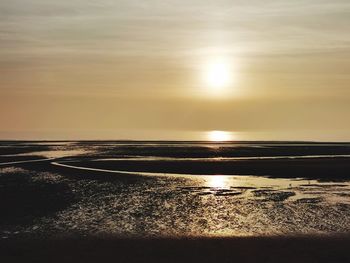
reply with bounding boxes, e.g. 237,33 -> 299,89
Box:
1,141 -> 350,238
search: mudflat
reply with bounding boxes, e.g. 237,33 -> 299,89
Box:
1,141 -> 350,262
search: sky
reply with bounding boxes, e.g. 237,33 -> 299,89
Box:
1,0 -> 350,141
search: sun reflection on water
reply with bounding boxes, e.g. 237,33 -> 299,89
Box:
205,175 -> 230,189
207,130 -> 233,142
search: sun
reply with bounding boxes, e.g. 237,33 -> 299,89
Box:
201,58 -> 234,97
206,61 -> 230,89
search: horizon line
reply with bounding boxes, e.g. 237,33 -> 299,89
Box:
0,139 -> 350,144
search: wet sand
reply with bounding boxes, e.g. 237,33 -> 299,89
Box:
1,141 -> 350,262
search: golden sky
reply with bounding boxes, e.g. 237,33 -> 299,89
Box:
1,0 -> 350,140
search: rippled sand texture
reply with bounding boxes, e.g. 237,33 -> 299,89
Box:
1,141 -> 350,238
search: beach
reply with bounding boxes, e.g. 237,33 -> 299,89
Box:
1,141 -> 350,262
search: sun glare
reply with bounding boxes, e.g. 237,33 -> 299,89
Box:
206,61 -> 230,88
205,175 -> 230,188
207,130 -> 233,142
201,58 -> 236,98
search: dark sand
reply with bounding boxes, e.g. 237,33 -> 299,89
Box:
1,141 -> 350,262
1,235 -> 350,263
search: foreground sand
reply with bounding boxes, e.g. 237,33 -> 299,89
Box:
1,235 -> 350,263
1,141 -> 350,262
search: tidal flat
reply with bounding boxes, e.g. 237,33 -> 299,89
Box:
1,141 -> 350,262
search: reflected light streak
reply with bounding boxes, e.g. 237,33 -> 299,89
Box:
207,130 -> 233,142
205,175 -> 230,189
